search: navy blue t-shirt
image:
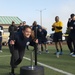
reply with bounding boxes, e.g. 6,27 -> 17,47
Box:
32,25 -> 42,38
8,31 -> 35,50
69,20 -> 75,34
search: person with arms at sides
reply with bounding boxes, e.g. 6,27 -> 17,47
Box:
8,21 -> 17,39
52,16 -> 63,55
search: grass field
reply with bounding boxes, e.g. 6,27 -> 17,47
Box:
0,45 -> 75,75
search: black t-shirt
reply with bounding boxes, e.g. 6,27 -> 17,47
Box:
68,20 -> 75,34
8,32 -> 35,50
8,25 -> 17,36
39,29 -> 47,40
17,26 -> 24,32
32,25 -> 42,38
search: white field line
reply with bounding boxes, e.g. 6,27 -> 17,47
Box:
23,57 -> 74,75
0,55 -> 74,75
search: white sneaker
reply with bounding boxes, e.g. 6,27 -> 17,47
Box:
0,50 -> 2,52
56,52 -> 59,58
37,51 -> 41,54
70,52 -> 73,55
72,54 -> 75,57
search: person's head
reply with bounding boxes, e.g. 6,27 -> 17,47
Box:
20,23 -> 23,26
70,14 -> 75,20
33,21 -> 37,26
23,21 -> 26,26
22,25 -> 32,38
72,15 -> 75,20
12,21 -> 15,25
55,16 -> 59,22
70,14 -> 75,19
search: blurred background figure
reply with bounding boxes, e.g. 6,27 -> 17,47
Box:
41,29 -> 49,53
8,21 -> 17,40
32,21 -> 42,54
23,21 -> 26,26
66,14 -> 75,55
67,14 -> 75,57
0,25 -> 3,52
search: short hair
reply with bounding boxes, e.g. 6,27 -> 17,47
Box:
22,25 -> 31,31
12,21 -> 15,23
70,14 -> 75,18
55,16 -> 59,18
23,21 -> 26,23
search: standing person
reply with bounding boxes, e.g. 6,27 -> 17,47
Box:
17,21 -> 26,33
67,14 -> 75,57
52,16 -> 63,55
0,25 -> 3,52
32,21 -> 42,54
8,25 -> 38,75
41,29 -> 49,53
66,14 -> 75,55
17,22 -> 23,32
8,21 -> 17,38
23,21 -> 26,26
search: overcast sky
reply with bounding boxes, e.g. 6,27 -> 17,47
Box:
0,0 -> 75,34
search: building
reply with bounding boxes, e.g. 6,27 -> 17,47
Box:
0,16 -> 22,43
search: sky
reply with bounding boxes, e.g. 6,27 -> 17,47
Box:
0,0 -> 75,34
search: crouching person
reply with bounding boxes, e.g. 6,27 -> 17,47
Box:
8,25 -> 38,75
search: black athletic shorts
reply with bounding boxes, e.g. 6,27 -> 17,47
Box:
37,38 -> 47,44
68,32 -> 75,41
53,32 -> 62,42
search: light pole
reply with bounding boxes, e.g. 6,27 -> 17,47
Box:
37,9 -> 46,26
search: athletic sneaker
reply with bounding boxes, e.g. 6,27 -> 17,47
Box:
72,54 -> 75,57
56,52 -> 60,58
46,50 -> 49,53
59,52 -> 63,55
70,52 -> 73,55
37,51 -> 41,54
54,52 -> 59,55
0,50 -> 2,52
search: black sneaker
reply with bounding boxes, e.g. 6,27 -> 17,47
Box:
46,50 -> 49,53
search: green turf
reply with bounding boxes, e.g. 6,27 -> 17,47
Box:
0,45 -> 75,75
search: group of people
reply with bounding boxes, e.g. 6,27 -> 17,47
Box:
0,14 -> 75,74
8,21 -> 49,75
52,13 -> 75,57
